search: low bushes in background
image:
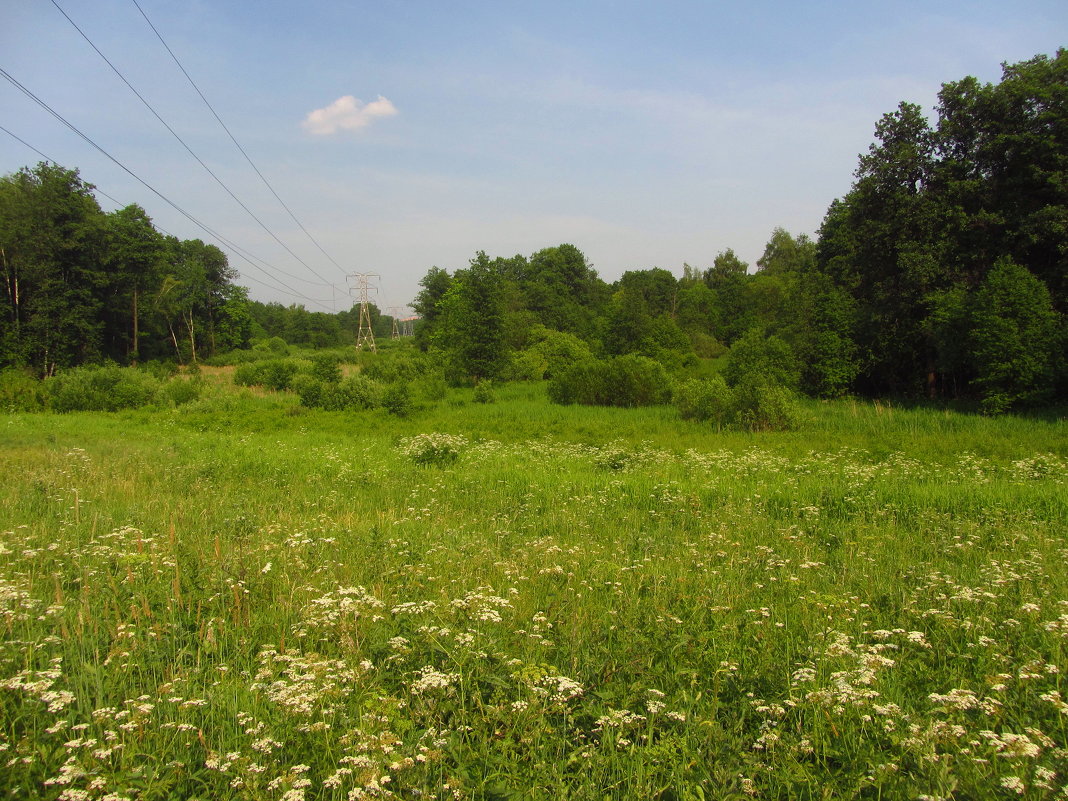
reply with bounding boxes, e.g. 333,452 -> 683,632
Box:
548,354 -> 672,407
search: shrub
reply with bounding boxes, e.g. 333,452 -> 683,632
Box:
593,442 -> 636,472
548,360 -> 611,405
290,374 -> 325,408
508,327 -> 594,381
382,383 -> 413,417
233,362 -> 264,387
46,364 -> 160,412
309,354 -> 342,384
362,351 -> 427,383
260,360 -> 300,391
141,360 -> 180,380
261,336 -> 290,355
233,360 -> 301,391
725,329 -> 801,391
156,377 -> 203,407
548,355 -> 671,408
472,381 -> 497,404
966,257 -> 1061,413
610,354 -> 672,407
0,368 -> 46,412
321,375 -> 381,411
674,376 -> 734,424
733,379 -> 802,432
418,374 -> 448,402
690,332 -> 728,359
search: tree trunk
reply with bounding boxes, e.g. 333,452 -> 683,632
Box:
168,322 -> 182,363
186,310 -> 197,363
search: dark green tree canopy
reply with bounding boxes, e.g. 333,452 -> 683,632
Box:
1,162 -> 252,372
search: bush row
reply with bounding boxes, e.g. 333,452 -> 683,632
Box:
547,352 -> 802,431
547,355 -> 673,407
0,365 -> 204,413
674,376 -> 801,431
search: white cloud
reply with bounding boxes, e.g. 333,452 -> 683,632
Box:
301,95 -> 398,135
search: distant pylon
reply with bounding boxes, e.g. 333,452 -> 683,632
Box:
347,272 -> 379,352
388,306 -> 403,340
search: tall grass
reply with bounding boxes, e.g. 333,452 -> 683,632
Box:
0,385 -> 1065,799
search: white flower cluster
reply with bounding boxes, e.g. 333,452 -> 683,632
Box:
397,433 -> 469,466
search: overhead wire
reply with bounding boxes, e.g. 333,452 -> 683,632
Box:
0,68 -> 335,310
0,121 -> 335,306
49,0 -> 344,295
129,0 -> 350,279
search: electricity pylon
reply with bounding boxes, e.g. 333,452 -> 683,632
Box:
348,272 -> 379,352
388,306 -> 404,340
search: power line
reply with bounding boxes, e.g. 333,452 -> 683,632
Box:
0,67 -> 334,310
129,0 -> 349,279
1,123 -> 343,308
49,0 -> 343,293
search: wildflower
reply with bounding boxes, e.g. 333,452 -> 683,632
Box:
1000,776 -> 1025,794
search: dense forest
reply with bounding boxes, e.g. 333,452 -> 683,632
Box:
2,51 -> 1065,412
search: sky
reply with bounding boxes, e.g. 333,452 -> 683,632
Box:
2,1 -> 1065,314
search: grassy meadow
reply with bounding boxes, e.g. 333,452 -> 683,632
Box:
1,377 -> 1066,799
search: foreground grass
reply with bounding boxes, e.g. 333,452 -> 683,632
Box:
0,386 -> 1066,799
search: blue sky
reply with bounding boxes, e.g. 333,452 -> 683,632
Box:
2,1 -> 1065,313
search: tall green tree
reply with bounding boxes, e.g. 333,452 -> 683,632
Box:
966,257 -> 1061,413
103,204 -> 164,363
0,163 -> 108,374
412,267 -> 453,351
431,252 -> 507,382
703,249 -> 753,344
817,51 -> 1067,402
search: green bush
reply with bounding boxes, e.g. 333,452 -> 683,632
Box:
674,376 -> 734,424
292,373 -> 383,412
46,364 -> 161,412
257,336 -> 290,356
611,354 -> 672,407
725,329 -> 801,391
0,368 -> 46,412
362,351 -> 427,383
232,362 -> 264,387
156,377 -> 204,407
690,332 -> 728,359
548,360 -> 611,405
233,360 -> 302,392
322,375 -> 381,411
309,354 -> 342,384
382,383 -> 414,417
966,257 -> 1061,413
508,326 -> 594,381
141,360 -> 180,380
417,374 -> 448,402
548,355 -> 671,408
472,381 -> 497,404
733,379 -> 802,432
291,374 -> 325,408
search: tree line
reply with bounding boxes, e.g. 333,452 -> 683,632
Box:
2,51 -> 1064,411
0,162 -> 253,373
416,51 -> 1066,412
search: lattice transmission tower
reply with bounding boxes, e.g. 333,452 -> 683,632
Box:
347,272 -> 379,352
388,306 -> 404,340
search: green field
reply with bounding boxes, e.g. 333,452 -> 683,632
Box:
1,381 -> 1066,799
